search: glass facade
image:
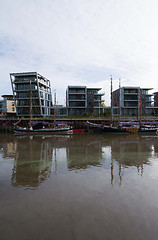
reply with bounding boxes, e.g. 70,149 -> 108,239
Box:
124,102 -> 137,107
142,89 -> 148,95
16,92 -> 39,98
10,72 -> 52,117
124,95 -> 137,101
69,108 -> 86,116
67,86 -> 104,116
124,89 -> 138,94
69,88 -> 85,93
69,94 -> 85,100
69,101 -> 86,107
123,108 -> 137,116
112,87 -> 154,116
15,84 -> 37,90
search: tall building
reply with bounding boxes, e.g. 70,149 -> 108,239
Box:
66,86 -> 104,116
154,92 -> 158,106
0,95 -> 16,117
112,86 -> 154,116
10,72 -> 52,117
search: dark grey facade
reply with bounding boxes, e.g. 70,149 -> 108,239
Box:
66,86 -> 104,116
10,72 -> 52,117
154,92 -> 158,106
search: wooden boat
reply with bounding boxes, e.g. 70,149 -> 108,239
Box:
14,121 -> 73,135
86,121 -> 130,133
14,126 -> 73,135
86,121 -> 158,134
119,122 -> 158,134
138,127 -> 157,134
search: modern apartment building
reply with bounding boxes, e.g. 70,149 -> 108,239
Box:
154,92 -> 158,106
10,72 -> 52,117
66,86 -> 104,116
112,86 -> 154,116
0,95 -> 16,117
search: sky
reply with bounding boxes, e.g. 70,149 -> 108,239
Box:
0,0 -> 158,105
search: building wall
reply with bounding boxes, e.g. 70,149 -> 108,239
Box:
0,95 -> 16,116
154,92 -> 158,106
6,100 -> 16,113
66,86 -> 104,116
112,86 -> 154,116
10,72 -> 52,117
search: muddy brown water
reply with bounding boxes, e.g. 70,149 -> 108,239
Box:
0,133 -> 158,240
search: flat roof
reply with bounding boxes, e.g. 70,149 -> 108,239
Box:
113,86 -> 153,91
10,72 -> 37,76
10,72 -> 50,81
87,88 -> 101,90
68,86 -> 101,90
68,86 -> 86,88
2,95 -> 13,97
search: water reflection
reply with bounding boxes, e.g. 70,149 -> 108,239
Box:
110,134 -> 158,185
0,133 -> 158,188
67,135 -> 103,169
11,136 -> 53,189
0,134 -> 17,159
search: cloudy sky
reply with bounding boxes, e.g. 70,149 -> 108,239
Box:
0,0 -> 158,105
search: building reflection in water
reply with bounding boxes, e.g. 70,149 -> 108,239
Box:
66,134 -> 158,186
110,134 -> 158,185
0,133 -> 158,188
66,135 -> 103,169
0,134 -> 17,159
11,136 -> 53,189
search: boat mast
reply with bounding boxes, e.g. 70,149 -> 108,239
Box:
54,91 -> 56,124
140,89 -> 142,124
110,76 -> 113,126
119,78 -> 121,123
29,79 -> 32,128
137,88 -> 139,122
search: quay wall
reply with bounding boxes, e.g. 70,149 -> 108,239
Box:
0,118 -> 110,133
0,117 -> 158,133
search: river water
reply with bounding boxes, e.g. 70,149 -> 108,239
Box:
0,133 -> 158,240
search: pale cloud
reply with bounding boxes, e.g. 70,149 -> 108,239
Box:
0,0 -> 158,105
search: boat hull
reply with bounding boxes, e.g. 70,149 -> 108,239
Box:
14,127 -> 73,135
138,128 -> 157,134
103,126 -> 128,133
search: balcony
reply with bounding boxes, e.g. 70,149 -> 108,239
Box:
69,92 -> 86,95
94,92 -> 104,96
124,99 -> 137,102
69,95 -> 86,101
124,92 -> 138,95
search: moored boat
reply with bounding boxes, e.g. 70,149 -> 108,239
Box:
86,121 -> 130,133
14,121 -> 73,135
120,122 -> 158,134
14,126 -> 73,135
